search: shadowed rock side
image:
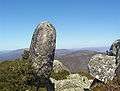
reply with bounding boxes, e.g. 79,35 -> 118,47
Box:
29,21 -> 56,91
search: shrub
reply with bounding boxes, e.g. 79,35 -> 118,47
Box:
78,70 -> 94,79
50,69 -> 70,80
0,60 -> 36,91
0,59 -> 70,90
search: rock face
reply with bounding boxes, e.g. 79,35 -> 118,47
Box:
51,74 -> 92,91
29,21 -> 56,91
108,39 -> 120,65
88,54 -> 117,83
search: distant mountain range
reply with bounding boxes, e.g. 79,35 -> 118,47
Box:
0,47 -> 109,73
0,47 -> 109,61
0,49 -> 24,61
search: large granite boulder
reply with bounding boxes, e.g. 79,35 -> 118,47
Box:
29,21 -> 56,91
88,54 -> 117,83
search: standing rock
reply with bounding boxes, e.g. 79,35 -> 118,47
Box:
88,54 -> 117,83
29,21 -> 56,91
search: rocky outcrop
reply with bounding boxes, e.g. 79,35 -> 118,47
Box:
51,74 -> 92,91
29,21 -> 56,91
53,60 -> 70,73
88,54 -> 117,83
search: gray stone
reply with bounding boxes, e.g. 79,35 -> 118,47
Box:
88,54 -> 117,83
29,21 -> 56,91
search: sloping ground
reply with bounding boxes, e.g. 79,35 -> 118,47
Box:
58,50 -> 101,73
0,49 -> 72,61
0,49 -> 24,61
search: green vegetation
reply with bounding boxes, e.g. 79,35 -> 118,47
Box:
0,59 -> 119,91
78,70 -> 94,79
0,59 -> 35,91
0,59 -> 70,91
50,69 -> 70,80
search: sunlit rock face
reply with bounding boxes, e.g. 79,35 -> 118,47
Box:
88,54 -> 117,83
29,21 -> 56,78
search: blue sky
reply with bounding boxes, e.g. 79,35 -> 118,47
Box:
0,0 -> 120,50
